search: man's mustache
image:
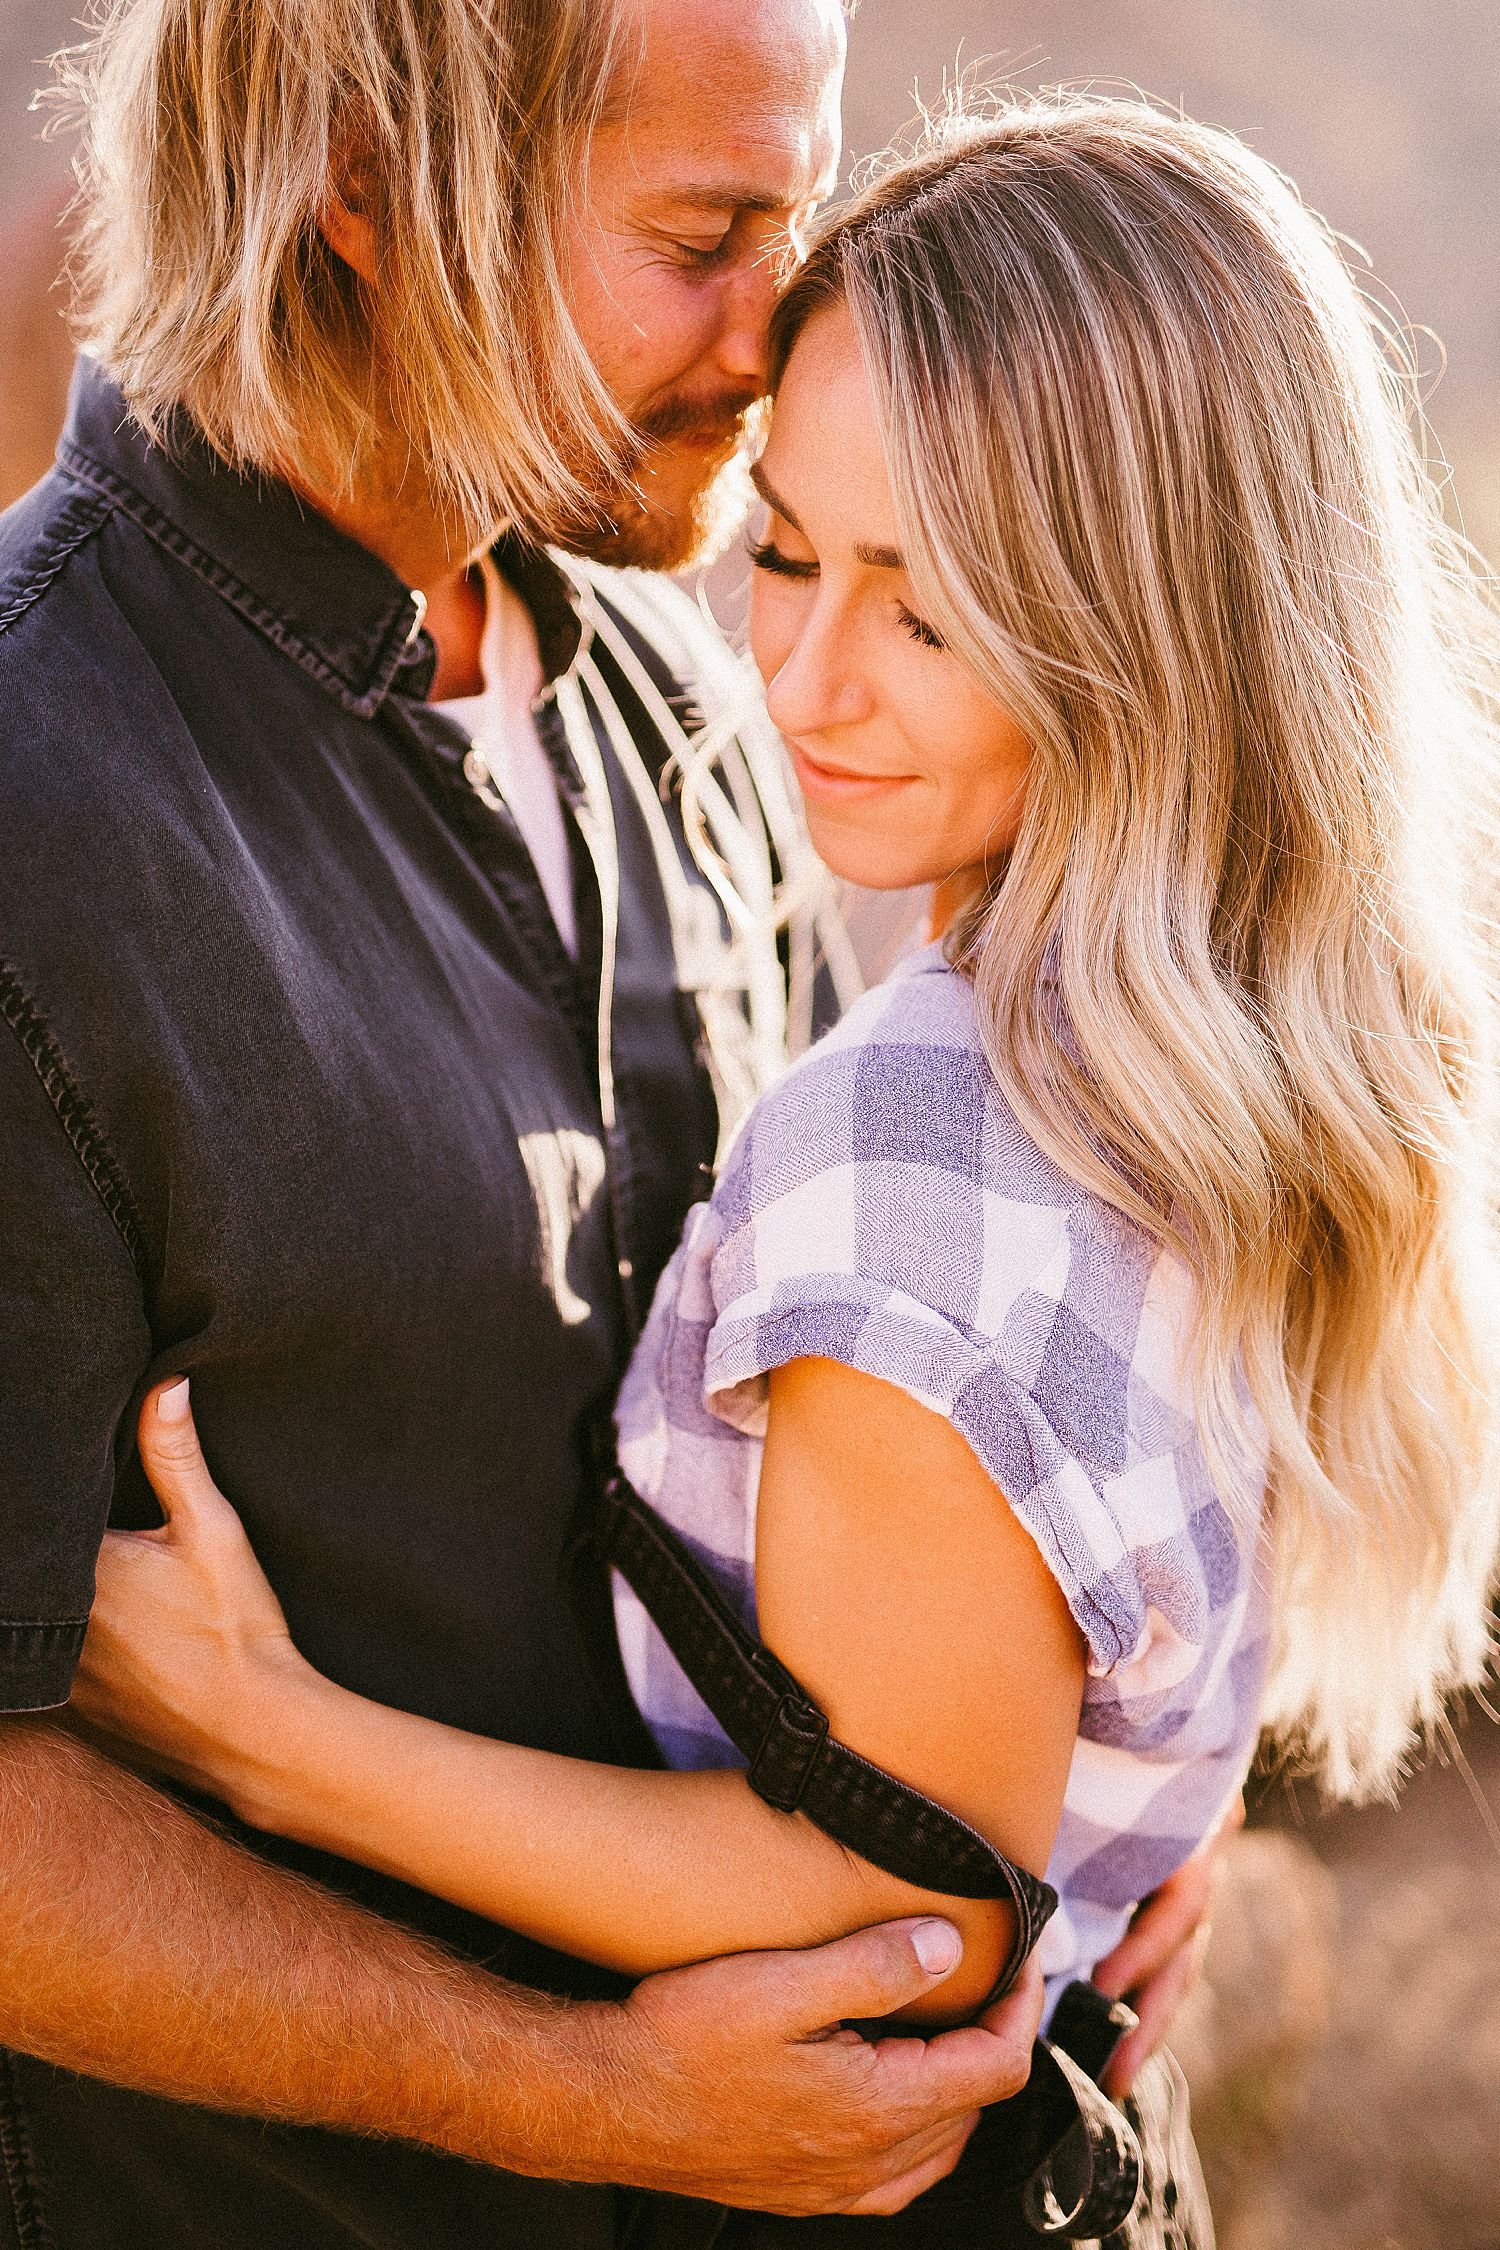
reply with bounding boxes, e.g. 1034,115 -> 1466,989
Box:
632,388 -> 762,448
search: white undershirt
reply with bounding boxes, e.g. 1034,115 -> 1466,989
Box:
433,551 -> 578,957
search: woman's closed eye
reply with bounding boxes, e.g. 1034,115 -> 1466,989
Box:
747,535 -> 818,581
897,602 -> 947,652
749,536 -> 946,650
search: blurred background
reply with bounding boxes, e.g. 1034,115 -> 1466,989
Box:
3,2 -> 1498,2242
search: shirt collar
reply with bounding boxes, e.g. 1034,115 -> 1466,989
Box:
55,356 -> 584,717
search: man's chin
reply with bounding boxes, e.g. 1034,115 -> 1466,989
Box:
557,446 -> 755,575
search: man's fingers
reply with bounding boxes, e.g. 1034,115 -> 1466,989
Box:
766,1918 -> 967,2037
862,1952 -> 1042,2117
136,1379 -> 237,1535
970,1952 -> 1045,2046
837,2117 -> 978,2216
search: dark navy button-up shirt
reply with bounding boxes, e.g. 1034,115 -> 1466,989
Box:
0,357 -> 740,2247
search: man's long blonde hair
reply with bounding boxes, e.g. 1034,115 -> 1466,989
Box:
53,0 -> 628,537
772,95 -> 1500,1798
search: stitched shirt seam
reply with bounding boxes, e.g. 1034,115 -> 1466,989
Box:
57,443 -> 411,716
0,487 -> 112,639
0,2047 -> 51,2249
0,966 -> 152,1285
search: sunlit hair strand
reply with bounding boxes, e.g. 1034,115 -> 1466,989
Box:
772,92 -> 1500,1798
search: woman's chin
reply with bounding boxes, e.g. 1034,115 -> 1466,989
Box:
803,826 -> 935,894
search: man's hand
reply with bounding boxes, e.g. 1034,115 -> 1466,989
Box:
589,1923 -> 1043,2216
51,1379 -> 1045,2216
1091,1794 -> 1244,2098
1,1719 -> 1042,2219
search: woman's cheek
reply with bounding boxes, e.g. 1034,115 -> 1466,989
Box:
927,688 -> 1033,864
747,580 -> 794,693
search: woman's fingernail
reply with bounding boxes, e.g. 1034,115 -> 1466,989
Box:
912,1920 -> 962,1976
157,1378 -> 191,1422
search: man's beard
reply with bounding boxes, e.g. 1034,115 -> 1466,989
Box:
555,389 -> 766,573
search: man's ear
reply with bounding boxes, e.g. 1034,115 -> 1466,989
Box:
316,148 -> 380,285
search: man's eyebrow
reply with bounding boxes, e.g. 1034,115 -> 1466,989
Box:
662,171 -> 841,217
655,185 -> 786,218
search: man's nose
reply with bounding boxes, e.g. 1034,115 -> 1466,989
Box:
713,251 -> 782,394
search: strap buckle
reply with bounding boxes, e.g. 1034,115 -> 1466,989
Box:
595,1469 -> 633,1559
747,1663 -> 830,1814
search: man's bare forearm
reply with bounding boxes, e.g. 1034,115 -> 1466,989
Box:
0,1718 -> 606,2178
0,1718 -> 1052,2218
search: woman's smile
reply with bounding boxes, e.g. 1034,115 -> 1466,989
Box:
787,741 -> 918,804
748,305 -> 1032,898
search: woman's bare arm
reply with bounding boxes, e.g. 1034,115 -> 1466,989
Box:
1,1717 -> 1053,2218
76,1366 -> 1086,2028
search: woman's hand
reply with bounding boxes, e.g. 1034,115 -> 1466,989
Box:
1091,1791 -> 1245,2096
70,1379 -> 313,1814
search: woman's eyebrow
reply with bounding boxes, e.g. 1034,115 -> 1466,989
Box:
748,460 -> 805,532
748,463 -> 905,570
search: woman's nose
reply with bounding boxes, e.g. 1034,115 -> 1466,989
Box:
763,603 -> 873,739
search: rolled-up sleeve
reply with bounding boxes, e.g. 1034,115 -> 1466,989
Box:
0,1012 -> 151,1710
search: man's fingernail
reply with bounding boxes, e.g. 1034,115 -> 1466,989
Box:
157,1378 -> 191,1422
912,1920 -> 962,1976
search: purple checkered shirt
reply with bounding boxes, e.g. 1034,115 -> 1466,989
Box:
613,942 -> 1270,2002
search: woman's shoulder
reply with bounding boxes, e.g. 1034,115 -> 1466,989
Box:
706,947 -> 1193,1448
716,943 -> 1084,1236
703,952 -> 1246,1654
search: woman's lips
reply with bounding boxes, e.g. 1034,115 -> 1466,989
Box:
789,743 -> 916,805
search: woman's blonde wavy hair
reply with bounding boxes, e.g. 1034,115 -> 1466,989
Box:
771,93 -> 1500,1799
51,0 -> 630,538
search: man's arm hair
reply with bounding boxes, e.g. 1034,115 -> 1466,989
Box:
0,991 -> 1045,2218
0,1716 -> 1043,2218
0,1716 -> 598,2172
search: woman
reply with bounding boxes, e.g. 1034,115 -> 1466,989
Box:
73,95 -> 1500,2242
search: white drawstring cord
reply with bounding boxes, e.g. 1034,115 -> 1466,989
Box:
564,565 -> 864,1098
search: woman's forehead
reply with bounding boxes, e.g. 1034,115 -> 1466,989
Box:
760,311 -> 898,532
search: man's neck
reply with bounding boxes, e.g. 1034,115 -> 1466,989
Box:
422,568 -> 489,701
282,457 -> 495,702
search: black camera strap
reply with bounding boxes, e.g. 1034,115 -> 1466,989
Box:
595,1468 -> 1144,2240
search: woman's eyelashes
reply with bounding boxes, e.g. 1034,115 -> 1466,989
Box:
897,603 -> 947,652
746,535 -> 817,581
747,535 -> 948,651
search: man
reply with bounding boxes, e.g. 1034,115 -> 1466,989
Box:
0,0 -> 1220,2242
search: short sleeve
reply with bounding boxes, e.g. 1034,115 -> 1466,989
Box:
0,1011 -> 151,1709
699,1011 -> 1174,1679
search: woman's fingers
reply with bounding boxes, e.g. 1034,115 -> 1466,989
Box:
129,1377 -> 295,1640
137,1378 -> 240,1536
1091,1855 -> 1214,2006
1092,1792 -> 1240,2006
1091,1793 -> 1242,2096
1100,1919 -> 1210,2099
73,1385 -> 299,1796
